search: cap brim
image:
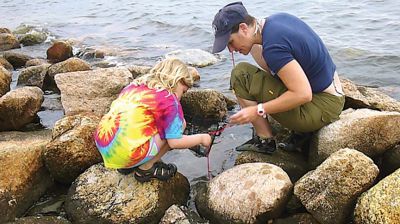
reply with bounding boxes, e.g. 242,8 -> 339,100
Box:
212,32 -> 231,54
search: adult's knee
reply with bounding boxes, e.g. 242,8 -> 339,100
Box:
231,62 -> 253,79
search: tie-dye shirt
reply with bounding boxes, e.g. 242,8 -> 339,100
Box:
94,84 -> 184,168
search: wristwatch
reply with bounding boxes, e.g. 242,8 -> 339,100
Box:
257,103 -> 267,118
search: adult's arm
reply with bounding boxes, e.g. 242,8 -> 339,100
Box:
230,60 -> 312,124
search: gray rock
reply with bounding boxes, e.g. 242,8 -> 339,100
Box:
65,163 -> 190,224
0,130 -> 53,223
196,163 -> 292,224
44,113 -> 102,184
294,148 -> 379,224
54,67 -> 132,116
309,108 -> 400,167
354,168 -> 400,224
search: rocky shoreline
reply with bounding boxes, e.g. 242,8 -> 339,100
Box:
1,26 -> 400,224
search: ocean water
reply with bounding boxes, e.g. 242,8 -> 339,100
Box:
1,0 -> 400,181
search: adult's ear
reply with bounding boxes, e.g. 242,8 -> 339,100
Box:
239,22 -> 249,34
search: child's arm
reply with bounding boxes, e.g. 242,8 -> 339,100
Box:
167,133 -> 212,149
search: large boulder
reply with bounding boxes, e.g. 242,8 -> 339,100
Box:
309,109 -> 400,167
235,149 -> 309,183
0,66 -> 12,97
0,86 -> 43,131
0,130 -> 53,223
294,148 -> 379,224
196,163 -> 292,223
43,113 -> 102,184
354,168 -> 400,224
181,89 -> 228,122
65,163 -> 190,224
55,67 -> 133,116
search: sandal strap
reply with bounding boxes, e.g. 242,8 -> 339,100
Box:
134,162 -> 177,182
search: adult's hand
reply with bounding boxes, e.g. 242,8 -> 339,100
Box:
229,105 -> 258,124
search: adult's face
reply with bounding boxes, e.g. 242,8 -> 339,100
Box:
227,23 -> 253,55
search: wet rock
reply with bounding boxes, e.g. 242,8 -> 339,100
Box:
0,130 -> 53,223
181,89 -> 228,122
235,149 -> 309,183
354,168 -> 400,224
0,66 -> 12,97
272,213 -> 320,224
342,78 -> 400,112
44,113 -> 102,184
0,57 -> 14,70
46,41 -> 73,63
65,163 -> 190,224
54,67 -> 132,116
17,64 -> 50,89
381,144 -> 400,177
18,31 -> 47,46
16,216 -> 70,224
0,33 -> 20,51
3,51 -> 33,68
294,148 -> 379,224
25,58 -> 50,67
6,216 -> 71,224
165,49 -> 218,67
309,108 -> 400,167
0,86 -> 43,131
196,163 -> 292,224
76,48 -> 105,60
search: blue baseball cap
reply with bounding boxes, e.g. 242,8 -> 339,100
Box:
212,2 -> 248,53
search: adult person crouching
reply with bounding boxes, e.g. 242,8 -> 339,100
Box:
212,2 -> 345,153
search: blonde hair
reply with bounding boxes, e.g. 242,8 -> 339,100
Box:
132,58 -> 194,93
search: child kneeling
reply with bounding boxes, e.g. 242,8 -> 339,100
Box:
94,58 -> 212,182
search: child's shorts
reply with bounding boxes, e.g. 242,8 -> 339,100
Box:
97,135 -> 160,169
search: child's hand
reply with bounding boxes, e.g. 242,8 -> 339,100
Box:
200,134 -> 213,148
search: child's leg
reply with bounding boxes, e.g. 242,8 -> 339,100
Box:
137,133 -> 170,170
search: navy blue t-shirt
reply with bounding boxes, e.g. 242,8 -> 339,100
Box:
262,13 -> 336,93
